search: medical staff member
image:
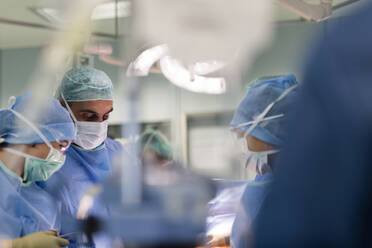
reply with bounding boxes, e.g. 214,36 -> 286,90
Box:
0,92 -> 75,247
140,129 -> 173,168
39,66 -> 124,247
229,75 -> 298,248
254,4 -> 372,247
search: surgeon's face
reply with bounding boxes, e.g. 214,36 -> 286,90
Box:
246,135 -> 276,152
61,100 -> 113,122
27,141 -> 71,160
142,148 -> 171,168
233,129 -> 275,152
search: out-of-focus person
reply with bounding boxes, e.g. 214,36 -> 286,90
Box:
140,129 -> 173,168
229,75 -> 298,248
0,92 -> 75,247
253,3 -> 372,247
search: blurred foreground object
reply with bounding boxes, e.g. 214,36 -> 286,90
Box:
126,44 -> 227,94
133,0 -> 273,74
9,231 -> 69,248
77,165 -> 216,247
206,180 -> 248,247
276,0 -> 332,22
254,3 -> 372,247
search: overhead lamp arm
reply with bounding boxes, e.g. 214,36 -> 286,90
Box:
275,0 -> 333,22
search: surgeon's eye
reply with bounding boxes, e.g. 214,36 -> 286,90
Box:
103,114 -> 110,121
79,112 -> 99,121
86,115 -> 99,121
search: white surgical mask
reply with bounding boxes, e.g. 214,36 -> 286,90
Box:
74,120 -> 108,150
237,134 -> 278,175
60,93 -> 108,150
243,147 -> 278,175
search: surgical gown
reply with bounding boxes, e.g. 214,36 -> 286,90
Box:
230,173 -> 272,248
0,161 -> 61,240
38,137 -> 124,247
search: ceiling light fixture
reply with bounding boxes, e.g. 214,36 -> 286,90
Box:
31,1 -> 131,24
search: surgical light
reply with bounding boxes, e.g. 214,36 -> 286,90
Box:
126,44 -> 169,76
192,60 -> 226,76
159,56 -> 226,95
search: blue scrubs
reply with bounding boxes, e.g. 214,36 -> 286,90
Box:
39,137 -> 124,247
0,161 -> 61,239
230,173 -> 273,248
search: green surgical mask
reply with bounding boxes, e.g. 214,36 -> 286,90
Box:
2,107 -> 68,183
4,147 -> 65,182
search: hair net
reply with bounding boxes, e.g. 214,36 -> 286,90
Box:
0,92 -> 75,145
230,74 -> 298,147
140,129 -> 173,160
55,66 -> 113,102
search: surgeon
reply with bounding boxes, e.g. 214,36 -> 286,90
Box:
229,74 -> 298,248
38,66 -> 124,247
140,129 -> 173,168
0,92 -> 75,247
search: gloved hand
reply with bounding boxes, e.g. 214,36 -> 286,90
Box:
11,230 -> 69,248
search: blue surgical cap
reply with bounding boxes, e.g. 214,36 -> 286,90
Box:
0,92 -> 75,145
230,74 -> 298,147
55,66 -> 113,102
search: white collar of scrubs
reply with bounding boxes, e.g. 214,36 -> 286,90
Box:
72,142 -> 106,152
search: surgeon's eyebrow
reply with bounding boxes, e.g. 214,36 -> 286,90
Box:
78,109 -> 98,114
105,108 -> 114,115
78,108 -> 113,115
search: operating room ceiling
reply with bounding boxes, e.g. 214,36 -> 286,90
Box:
0,0 -> 362,49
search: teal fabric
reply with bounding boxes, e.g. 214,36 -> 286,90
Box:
56,66 -> 113,102
140,130 -> 173,160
